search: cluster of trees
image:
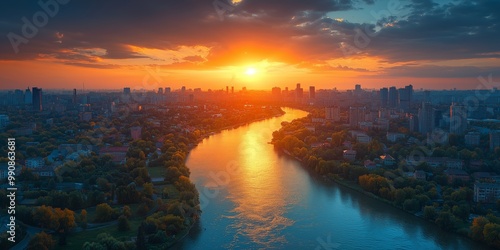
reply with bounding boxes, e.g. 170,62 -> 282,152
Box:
470,214 -> 500,247
82,233 -> 135,250
32,205 -> 76,245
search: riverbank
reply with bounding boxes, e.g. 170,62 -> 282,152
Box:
277,147 -> 484,247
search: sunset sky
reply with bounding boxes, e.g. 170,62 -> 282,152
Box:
1,0 -> 499,90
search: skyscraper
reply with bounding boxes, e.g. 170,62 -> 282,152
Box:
450,103 -> 468,134
398,85 -> 413,112
32,87 -> 42,111
418,102 -> 435,134
380,88 -> 388,108
295,83 -> 303,101
123,87 -> 131,95
388,86 -> 397,108
309,86 -> 315,99
349,107 -> 366,128
73,89 -> 77,104
24,87 -> 32,105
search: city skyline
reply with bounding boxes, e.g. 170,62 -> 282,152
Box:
1,0 -> 499,90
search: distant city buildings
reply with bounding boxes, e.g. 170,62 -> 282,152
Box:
309,86 -> 315,99
325,106 -> 340,122
450,103 -> 468,134
398,85 -> 413,112
465,132 -> 480,146
349,106 -> 366,128
380,87 -> 388,108
388,86 -> 398,108
418,102 -> 435,134
490,131 -> 500,151
32,87 -> 43,111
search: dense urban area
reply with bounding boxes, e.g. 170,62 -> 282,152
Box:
2,83 -> 500,248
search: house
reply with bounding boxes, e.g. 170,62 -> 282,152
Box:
444,169 -> 470,184
364,160 -> 377,170
343,150 -> 357,162
380,154 -> 396,166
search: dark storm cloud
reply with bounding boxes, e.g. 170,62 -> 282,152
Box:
367,0 -> 500,62
0,0 -> 498,78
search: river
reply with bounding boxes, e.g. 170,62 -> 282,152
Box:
174,108 -> 484,250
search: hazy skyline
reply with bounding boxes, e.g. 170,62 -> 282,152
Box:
1,0 -> 499,90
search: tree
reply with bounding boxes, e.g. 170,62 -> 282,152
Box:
423,206 -> 436,220
142,182 -> 154,198
470,216 -> 489,241
94,203 -> 116,223
80,209 -> 88,229
435,211 -> 457,230
122,205 -> 132,218
483,223 -> 500,248
33,205 -> 55,229
117,215 -> 130,231
27,232 -> 55,250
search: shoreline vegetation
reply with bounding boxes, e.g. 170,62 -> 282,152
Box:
272,112 -> 500,249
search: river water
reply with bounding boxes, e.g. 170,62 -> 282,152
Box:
175,108 -> 484,250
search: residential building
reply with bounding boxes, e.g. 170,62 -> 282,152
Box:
450,103 -> 468,134
474,182 -> 500,203
465,132 -> 480,146
343,150 -> 356,162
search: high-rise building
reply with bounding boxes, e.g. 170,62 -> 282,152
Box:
309,86 -> 315,99
13,89 -> 23,105
165,87 -> 171,93
398,85 -> 413,112
490,131 -> 500,151
272,87 -> 281,96
295,83 -> 303,101
72,89 -> 77,104
349,107 -> 366,128
123,87 -> 131,95
465,132 -> 480,146
325,106 -> 340,122
158,88 -> 163,94
388,87 -> 397,108
32,87 -> 42,111
380,88 -> 388,108
418,102 -> 435,134
450,103 -> 468,134
24,87 -> 32,105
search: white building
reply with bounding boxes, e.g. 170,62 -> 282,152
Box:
26,157 -> 44,168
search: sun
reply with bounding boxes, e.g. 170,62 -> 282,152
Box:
245,67 -> 257,76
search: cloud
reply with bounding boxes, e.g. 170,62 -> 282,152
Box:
0,0 -> 498,81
